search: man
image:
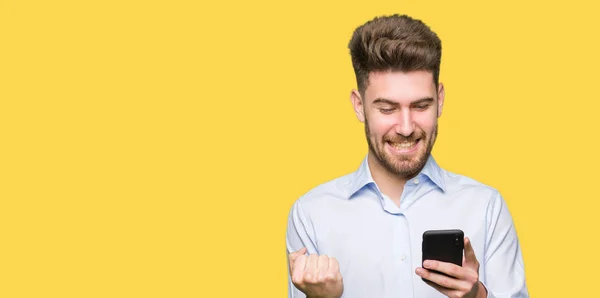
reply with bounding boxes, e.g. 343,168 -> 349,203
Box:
286,14 -> 529,298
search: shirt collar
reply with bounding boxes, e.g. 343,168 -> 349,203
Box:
420,155 -> 446,192
347,154 -> 446,199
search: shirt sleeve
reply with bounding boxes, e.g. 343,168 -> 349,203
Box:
482,192 -> 529,297
286,200 -> 318,298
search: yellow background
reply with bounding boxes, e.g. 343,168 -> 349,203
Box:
1,0 -> 598,297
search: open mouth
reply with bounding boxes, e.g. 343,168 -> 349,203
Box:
386,139 -> 420,154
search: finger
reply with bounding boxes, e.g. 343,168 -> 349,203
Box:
423,278 -> 453,296
416,267 -> 469,291
305,254 -> 319,281
423,279 -> 462,298
423,260 -> 466,280
463,237 -> 478,267
328,257 -> 340,274
317,255 -> 329,278
292,255 -> 307,284
288,247 -> 307,273
289,247 -> 307,265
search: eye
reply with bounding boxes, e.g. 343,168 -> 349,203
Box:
413,104 -> 430,111
379,108 -> 395,114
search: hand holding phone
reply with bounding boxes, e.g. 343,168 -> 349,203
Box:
417,230 -> 487,298
421,229 -> 464,276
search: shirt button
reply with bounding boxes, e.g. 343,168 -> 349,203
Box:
413,178 -> 420,184
400,254 -> 406,261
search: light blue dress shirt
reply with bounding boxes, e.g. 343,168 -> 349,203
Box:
286,154 -> 528,298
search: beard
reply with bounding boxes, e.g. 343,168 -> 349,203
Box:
365,116 -> 437,179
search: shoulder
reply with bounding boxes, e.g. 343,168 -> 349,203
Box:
297,172 -> 353,204
440,169 -> 513,227
441,169 -> 501,201
289,171 -> 355,215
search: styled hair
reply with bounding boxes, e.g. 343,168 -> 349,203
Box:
348,14 -> 442,95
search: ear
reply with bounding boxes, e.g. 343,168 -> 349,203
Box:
437,83 -> 445,118
350,89 -> 365,123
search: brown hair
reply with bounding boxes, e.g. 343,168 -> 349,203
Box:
348,14 -> 442,95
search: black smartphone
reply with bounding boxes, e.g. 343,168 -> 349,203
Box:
422,229 -> 464,279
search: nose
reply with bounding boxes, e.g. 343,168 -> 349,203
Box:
394,109 -> 415,137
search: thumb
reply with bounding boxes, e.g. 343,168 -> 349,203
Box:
463,237 -> 478,267
288,247 -> 307,266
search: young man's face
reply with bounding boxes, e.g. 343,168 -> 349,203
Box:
351,70 -> 445,178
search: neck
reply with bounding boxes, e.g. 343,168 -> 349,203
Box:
367,153 -> 417,207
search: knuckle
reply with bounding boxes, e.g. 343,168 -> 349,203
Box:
325,272 -> 336,281
426,261 -> 436,269
312,275 -> 322,284
292,274 -> 303,285
449,266 -> 458,276
303,272 -> 315,283
440,278 -> 451,288
462,283 -> 473,292
467,271 -> 479,283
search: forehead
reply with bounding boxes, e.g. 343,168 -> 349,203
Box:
364,70 -> 436,104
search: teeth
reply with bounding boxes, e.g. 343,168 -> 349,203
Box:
390,141 -> 416,150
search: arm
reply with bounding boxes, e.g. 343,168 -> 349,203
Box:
415,192 -> 529,298
286,201 -> 315,298
481,192 -> 529,298
286,201 -> 343,298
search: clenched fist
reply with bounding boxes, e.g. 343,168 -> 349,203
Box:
288,247 -> 344,298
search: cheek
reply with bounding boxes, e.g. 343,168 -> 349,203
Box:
414,113 -> 437,132
368,116 -> 396,136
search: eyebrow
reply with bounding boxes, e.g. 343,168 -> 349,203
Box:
372,97 -> 435,106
